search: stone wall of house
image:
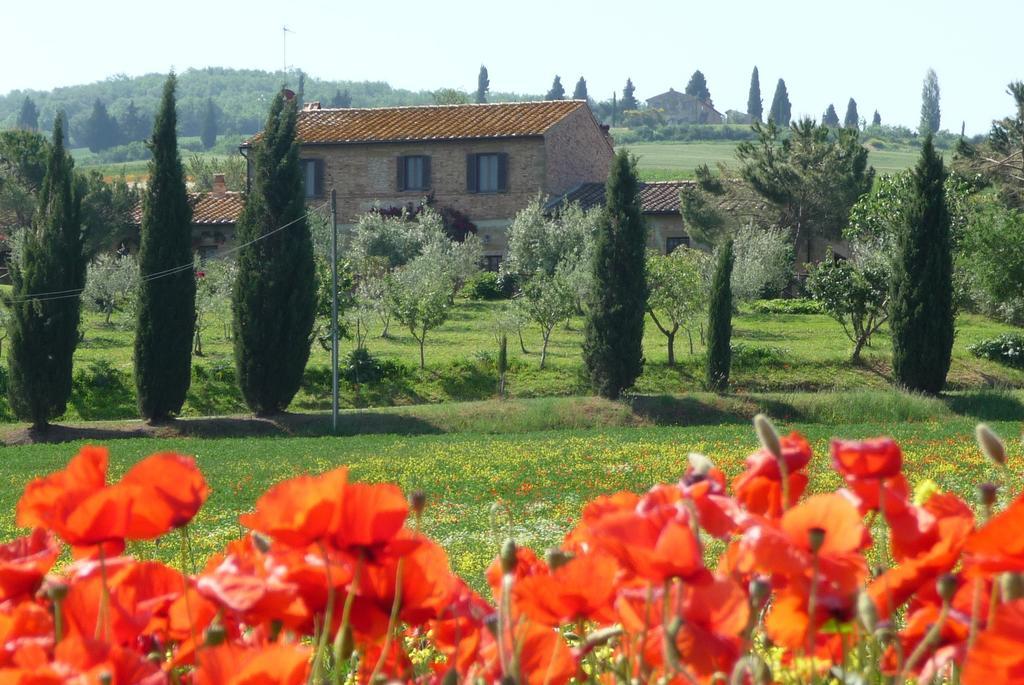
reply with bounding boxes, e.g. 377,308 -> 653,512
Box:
542,107 -> 614,196
303,138 -> 546,224
645,214 -> 692,253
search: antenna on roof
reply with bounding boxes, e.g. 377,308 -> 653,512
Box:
282,26 -> 294,80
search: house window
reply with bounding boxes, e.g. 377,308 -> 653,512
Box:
482,255 -> 502,272
467,153 -> 508,193
666,236 -> 690,254
397,155 -> 431,191
300,159 -> 323,198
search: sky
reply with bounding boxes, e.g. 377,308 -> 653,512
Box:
2,0 -> 1021,134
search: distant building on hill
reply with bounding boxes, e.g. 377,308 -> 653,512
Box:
646,89 -> 723,125
242,99 -> 614,271
725,110 -> 755,125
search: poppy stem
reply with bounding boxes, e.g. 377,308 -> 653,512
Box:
53,596 -> 63,644
95,546 -> 111,642
778,457 -> 790,512
179,528 -> 199,668
332,551 -> 364,681
635,583 -> 653,681
900,601 -> 949,680
805,552 -> 820,677
367,556 -> 405,683
312,542 -> 336,684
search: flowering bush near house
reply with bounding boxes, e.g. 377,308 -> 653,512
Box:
1,420 -> 1023,683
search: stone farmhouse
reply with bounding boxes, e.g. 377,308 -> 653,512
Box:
125,174 -> 243,259
243,99 -> 615,271
646,89 -> 724,125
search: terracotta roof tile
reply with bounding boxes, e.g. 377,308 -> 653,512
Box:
131,192 -> 244,226
547,181 -> 695,215
246,100 -> 589,146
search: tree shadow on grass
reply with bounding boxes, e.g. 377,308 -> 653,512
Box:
943,390 -> 1024,421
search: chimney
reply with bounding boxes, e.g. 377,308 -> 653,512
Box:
302,101 -> 322,111
212,173 -> 226,196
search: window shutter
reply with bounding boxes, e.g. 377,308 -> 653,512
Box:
314,159 -> 325,197
466,154 -> 477,192
497,153 -> 508,192
396,156 -> 406,191
422,156 -> 431,189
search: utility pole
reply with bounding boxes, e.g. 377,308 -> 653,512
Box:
282,26 -> 293,80
330,189 -> 339,434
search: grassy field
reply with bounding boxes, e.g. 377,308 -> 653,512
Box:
7,297 -> 1022,424
1,415 -> 1019,585
619,140 -> 933,180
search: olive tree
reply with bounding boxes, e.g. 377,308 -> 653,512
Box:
731,223 -> 793,300
385,249 -> 457,369
517,268 -> 577,369
194,258 -> 237,356
83,253 -> 139,325
646,247 -> 708,365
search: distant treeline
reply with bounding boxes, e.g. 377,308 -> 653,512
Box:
0,67 -> 540,149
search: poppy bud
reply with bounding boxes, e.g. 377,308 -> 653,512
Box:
98,673 -> 112,685
251,531 -> 272,553
440,669 -> 458,685
748,577 -> 771,607
45,582 -> 69,602
334,624 -> 354,661
203,624 -> 226,647
410,490 -> 427,515
937,573 -> 957,603
976,423 -> 1007,466
500,538 -> 517,574
978,482 -> 998,507
874,626 -> 895,645
147,652 -> 163,664
545,548 -> 574,571
1001,572 -> 1024,601
729,655 -> 771,685
807,527 -> 826,554
857,591 -> 878,632
754,414 -> 782,460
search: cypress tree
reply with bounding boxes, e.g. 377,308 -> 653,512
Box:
83,99 -> 119,152
747,67 -> 762,122
6,114 -> 84,430
920,68 -> 941,136
844,98 -> 859,129
890,135 -> 953,394
685,70 -> 711,103
573,76 -> 588,101
476,65 -> 489,103
621,78 -> 638,110
768,78 -> 791,126
17,97 -> 39,131
822,104 -> 840,128
583,150 -> 647,399
134,74 -> 195,422
233,91 -> 316,415
200,97 -> 218,149
547,75 -> 565,100
872,110 -> 881,127
705,239 -> 733,392
331,89 -> 351,108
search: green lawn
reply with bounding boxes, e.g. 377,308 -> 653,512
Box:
618,140 -> 931,180
1,417 -> 1019,585
6,297 -> 1021,424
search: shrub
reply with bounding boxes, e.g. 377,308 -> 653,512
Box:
750,298 -> 823,314
968,334 -> 1024,368
464,272 -> 506,300
730,342 -> 788,368
343,347 -> 387,384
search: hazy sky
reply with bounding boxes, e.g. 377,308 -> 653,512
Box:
3,0 -> 1020,134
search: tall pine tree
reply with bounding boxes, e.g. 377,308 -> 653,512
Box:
768,79 -> 791,126
844,98 -> 859,129
685,70 -> 711,102
583,150 -> 647,399
573,76 -> 588,101
747,67 -> 762,122
134,74 -> 195,422
476,65 -> 489,103
83,99 -> 120,152
621,78 -> 638,110
705,239 -> 733,392
547,75 -> 565,100
890,135 -> 953,394
17,97 -> 38,131
200,97 -> 218,149
6,114 -> 84,430
233,91 -> 316,415
872,110 -> 881,127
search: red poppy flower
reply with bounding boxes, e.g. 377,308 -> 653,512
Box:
331,481 -> 408,554
486,545 -> 547,600
515,622 -> 577,685
964,492 -> 1024,577
513,553 -> 619,626
732,432 -> 812,518
120,452 -> 209,538
831,437 -> 903,480
962,599 -> 1024,685
0,602 -> 53,668
0,529 -> 61,602
194,642 -> 312,685
239,467 -> 349,547
16,446 -> 131,548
